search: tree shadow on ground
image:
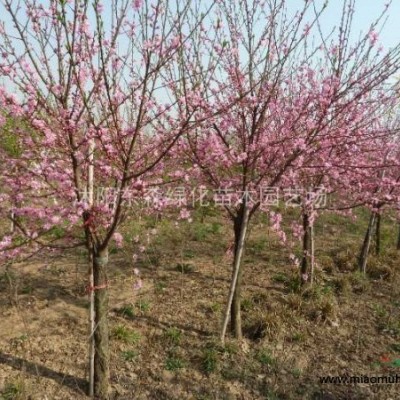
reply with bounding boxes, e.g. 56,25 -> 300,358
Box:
125,313 -> 212,338
0,351 -> 88,395
0,351 -> 88,394
0,263 -> 89,309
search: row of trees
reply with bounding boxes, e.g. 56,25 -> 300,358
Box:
0,0 -> 400,398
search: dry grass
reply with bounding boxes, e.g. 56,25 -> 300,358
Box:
1,209 -> 400,399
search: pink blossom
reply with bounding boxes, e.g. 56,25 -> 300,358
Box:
237,152 -> 247,162
179,208 -> 191,221
0,235 -> 12,250
96,2 -> 104,13
133,0 -> 142,10
133,279 -> 143,290
113,232 -> 124,248
369,30 -> 378,46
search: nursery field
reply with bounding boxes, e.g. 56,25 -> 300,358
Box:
2,0 -> 400,399
1,209 -> 400,400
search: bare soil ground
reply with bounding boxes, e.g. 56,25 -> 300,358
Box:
1,212 -> 400,400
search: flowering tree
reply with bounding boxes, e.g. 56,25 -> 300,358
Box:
286,101 -> 400,284
352,123 -> 400,272
0,0 -> 216,397
0,116 -> 24,235
173,0 -> 400,341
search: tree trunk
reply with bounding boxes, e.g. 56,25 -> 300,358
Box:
375,213 -> 381,256
310,223 -> 315,285
300,212 -> 312,285
88,251 -> 95,398
396,223 -> 400,251
230,211 -> 246,339
10,209 -> 15,233
87,139 -> 95,398
93,247 -> 110,400
220,197 -> 250,343
358,212 -> 376,274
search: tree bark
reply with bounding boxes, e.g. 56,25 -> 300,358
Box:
230,211 -> 246,339
310,223 -> 315,285
358,212 -> 376,274
220,197 -> 250,343
88,250 -> 95,398
300,212 -> 312,285
396,223 -> 400,251
87,139 -> 95,398
10,209 -> 15,233
375,213 -> 381,256
93,247 -> 110,400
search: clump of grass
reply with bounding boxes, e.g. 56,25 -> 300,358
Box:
284,274 -> 302,293
290,332 -> 306,343
117,304 -> 135,319
223,341 -> 239,355
251,292 -> 269,305
256,348 -> 277,369
372,303 -> 387,318
111,325 -> 141,344
286,293 -> 303,311
240,297 -> 254,312
48,265 -> 66,276
220,363 -> 248,381
164,327 -> 182,346
200,340 -> 237,374
145,252 -> 162,267
373,304 -> 400,338
195,205 -> 218,222
20,285 -> 34,295
202,347 -> 218,374
208,302 -> 222,314
301,285 -> 320,300
175,263 -> 194,274
272,272 -> 288,284
190,222 -> 223,242
302,283 -> 333,300
10,335 -> 29,351
154,279 -> 167,294
50,226 -> 66,240
191,224 -> 210,242
332,275 -> 352,295
306,294 -> 338,322
333,250 -> 356,272
182,249 -> 195,259
1,379 -> 27,400
349,271 -> 370,293
136,298 -> 151,313
165,356 -> 185,371
248,238 -> 266,255
244,311 -> 282,341
381,249 -> 400,268
367,257 -> 393,280
292,368 -> 302,378
318,255 -> 335,274
121,350 -> 137,362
